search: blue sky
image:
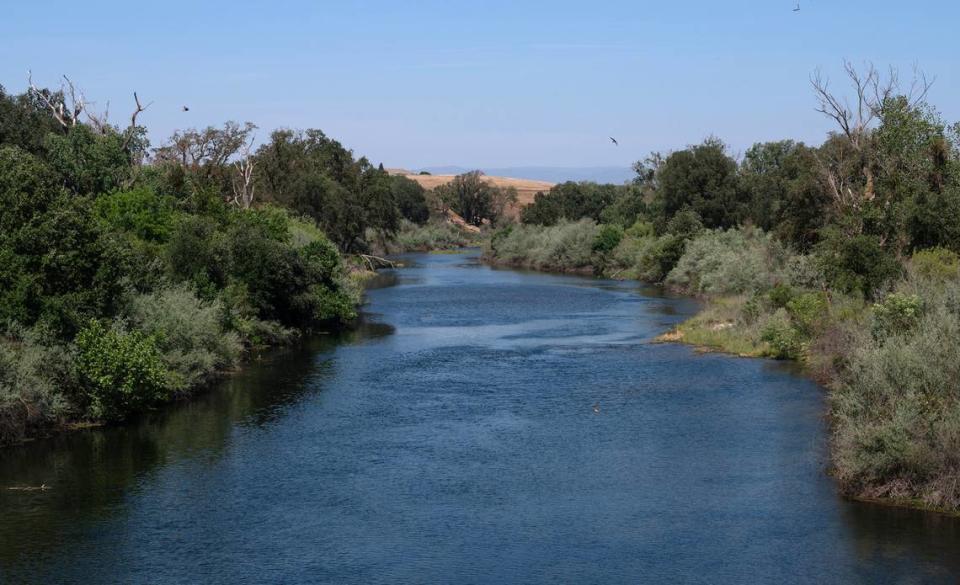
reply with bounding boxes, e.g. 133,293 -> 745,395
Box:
2,1 -> 958,169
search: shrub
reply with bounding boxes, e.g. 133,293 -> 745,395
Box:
391,219 -> 474,252
288,213 -> 330,249
485,219 -> 599,272
127,286 -> 242,392
664,208 -> 704,238
218,282 -> 295,347
786,291 -> 828,335
94,187 -> 179,242
784,254 -> 827,290
911,247 -> 960,281
767,283 -> 796,309
666,228 -> 788,295
760,309 -> 802,359
165,215 -> 230,296
872,292 -> 924,341
592,224 -> 624,254
831,306 -> 960,508
624,220 -> 655,239
817,232 -> 902,298
75,320 -> 169,421
0,328 -> 74,444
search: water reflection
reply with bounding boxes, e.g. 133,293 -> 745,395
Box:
0,322 -> 392,573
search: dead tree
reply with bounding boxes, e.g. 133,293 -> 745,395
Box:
27,71 -> 151,154
27,71 -> 84,130
231,135 -> 257,209
811,61 -> 933,213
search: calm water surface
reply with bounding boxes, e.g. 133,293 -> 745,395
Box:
2,251 -> 959,583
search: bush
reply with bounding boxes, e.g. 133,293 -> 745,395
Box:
0,328 -> 74,444
786,291 -> 828,335
872,293 -> 924,341
127,286 -> 242,392
767,283 -> 796,308
831,305 -> 960,508
642,234 -> 687,282
817,232 -> 902,298
760,309 -> 802,359
95,187 -> 179,242
75,320 -> 169,421
592,224 -> 624,254
390,219 -> 474,252
165,215 -> 230,296
485,219 -> 599,272
624,220 -> 655,239
666,227 -> 788,295
911,247 -> 959,281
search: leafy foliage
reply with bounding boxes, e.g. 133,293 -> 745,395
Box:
437,171 -> 516,227
75,320 -> 168,421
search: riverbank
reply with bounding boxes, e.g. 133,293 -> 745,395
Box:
483,220 -> 960,515
6,250 -> 959,583
0,247 -> 372,449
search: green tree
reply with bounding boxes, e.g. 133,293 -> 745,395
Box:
655,138 -> 744,229
740,141 -> 829,250
391,175 -> 430,224
438,171 -> 511,227
44,124 -> 132,196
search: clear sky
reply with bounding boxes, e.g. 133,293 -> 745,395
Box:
2,1 -> 958,169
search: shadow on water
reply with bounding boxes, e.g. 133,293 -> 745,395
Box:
0,318 -> 394,571
839,500 -> 960,578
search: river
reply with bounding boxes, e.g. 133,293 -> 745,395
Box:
2,251 -> 959,583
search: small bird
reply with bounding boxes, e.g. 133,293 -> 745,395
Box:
593,402 -> 601,414
182,105 -> 190,112
609,137 -> 619,146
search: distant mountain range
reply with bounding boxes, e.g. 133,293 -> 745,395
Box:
415,166 -> 636,184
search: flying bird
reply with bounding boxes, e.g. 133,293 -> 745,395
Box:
793,2 -> 800,11
609,137 -> 619,146
182,105 -> 190,112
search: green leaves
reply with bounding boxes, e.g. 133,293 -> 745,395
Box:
75,320 -> 168,421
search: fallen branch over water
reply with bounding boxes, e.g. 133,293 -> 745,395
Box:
358,254 -> 396,271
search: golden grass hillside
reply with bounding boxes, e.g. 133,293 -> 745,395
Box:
387,169 -> 555,217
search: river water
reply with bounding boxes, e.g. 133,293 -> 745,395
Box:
2,251 -> 959,583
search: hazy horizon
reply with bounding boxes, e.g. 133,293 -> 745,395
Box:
3,0 -> 959,169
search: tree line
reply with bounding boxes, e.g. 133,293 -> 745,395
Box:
0,73 -> 517,443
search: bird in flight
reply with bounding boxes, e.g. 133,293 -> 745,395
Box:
609,137 -> 619,146
182,105 -> 190,112
793,2 -> 800,11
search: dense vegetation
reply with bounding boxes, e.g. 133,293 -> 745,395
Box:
487,64 -> 960,512
0,78 -> 455,444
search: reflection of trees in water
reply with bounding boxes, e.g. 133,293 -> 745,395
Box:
0,322 -> 394,571
839,499 -> 960,577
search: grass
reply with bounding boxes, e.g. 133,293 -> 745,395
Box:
659,296 -> 770,357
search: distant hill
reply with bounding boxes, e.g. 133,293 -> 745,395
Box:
387,169 -> 555,217
416,166 -> 635,185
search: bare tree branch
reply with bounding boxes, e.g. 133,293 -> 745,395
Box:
810,61 -> 935,215
231,134 -> 257,209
